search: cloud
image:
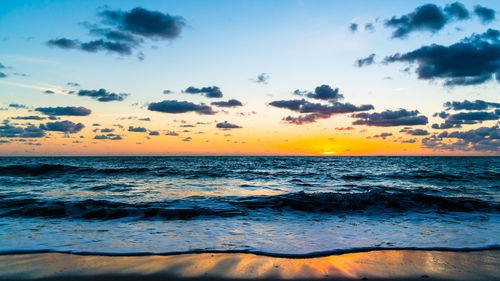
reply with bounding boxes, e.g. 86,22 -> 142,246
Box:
165,131 -> 179,136
216,121 -> 242,129
364,23 -> 375,32
280,102 -> 374,125
432,110 -> 499,129
67,82 -> 80,87
349,23 -> 358,33
77,88 -> 129,102
355,53 -> 376,67
182,137 -> 192,142
384,2 -> 489,39
163,90 -> 172,94
35,106 -> 91,116
148,100 -> 216,115
100,128 -> 114,133
128,126 -> 147,132
183,86 -> 223,98
384,29 -> 500,86
47,7 -> 186,57
373,132 -> 393,139
293,85 -> 344,101
0,124 -> 45,138
423,126 -> 499,151
0,72 -> 6,78
474,5 -> 496,24
335,126 -> 355,131
40,120 -> 84,133
94,133 -> 122,140
100,7 -> 186,39
444,2 -> 470,20
250,73 -> 270,84
444,100 -> 500,111
270,85 -> 373,125
8,104 -> 26,109
400,128 -> 430,136
11,116 -> 46,120
44,90 -> 55,94
0,63 -> 5,68
352,109 -> 428,126
149,131 -> 159,135
211,99 -> 243,108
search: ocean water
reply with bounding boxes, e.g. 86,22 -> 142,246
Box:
0,156 -> 499,256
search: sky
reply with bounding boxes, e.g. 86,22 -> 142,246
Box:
0,0 -> 499,156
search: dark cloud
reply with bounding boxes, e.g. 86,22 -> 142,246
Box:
384,29 -> 500,86
364,23 -> 375,32
251,73 -> 270,84
0,125 -> 45,138
270,84 -> 373,125
355,53 -> 376,67
94,133 -> 122,140
444,100 -> 500,111
182,137 -> 192,142
270,98 -> 373,125
11,116 -> 46,120
211,99 -> 243,108
67,82 -> 80,87
100,128 -> 114,133
77,89 -> 129,102
474,5 -> 496,24
295,85 -> 343,101
163,90 -> 172,94
374,132 -> 393,139
216,121 -> 242,129
384,3 -> 484,39
149,131 -> 159,136
128,126 -> 147,132
40,120 -> 84,133
423,126 -> 499,151
335,126 -> 355,131
47,38 -> 79,49
352,109 -> 428,127
165,131 -> 179,136
35,106 -> 91,116
400,128 -> 430,136
100,7 -> 186,39
432,111 -> 499,129
444,2 -> 470,20
183,86 -> 223,98
80,39 -> 133,55
8,104 -> 26,109
138,117 -> 151,121
349,23 -> 358,33
44,90 -> 55,94
0,63 -> 5,68
433,111 -> 450,119
148,100 -> 216,115
385,4 -> 448,38
0,72 -> 6,78
48,7 -> 185,57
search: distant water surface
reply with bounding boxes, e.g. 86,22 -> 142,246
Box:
0,156 -> 498,255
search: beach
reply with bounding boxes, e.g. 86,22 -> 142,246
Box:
1,249 -> 499,280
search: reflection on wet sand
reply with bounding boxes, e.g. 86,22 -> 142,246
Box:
1,250 -> 499,280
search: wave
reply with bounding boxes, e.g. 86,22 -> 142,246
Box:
1,245 -> 499,258
0,164 -> 153,176
1,190 -> 498,221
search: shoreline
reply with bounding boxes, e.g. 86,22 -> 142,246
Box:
1,249 -> 499,280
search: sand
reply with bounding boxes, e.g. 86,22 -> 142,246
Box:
1,250 -> 499,280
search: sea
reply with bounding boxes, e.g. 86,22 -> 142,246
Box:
0,156 -> 498,256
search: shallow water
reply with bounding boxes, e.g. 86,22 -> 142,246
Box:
0,156 -> 499,254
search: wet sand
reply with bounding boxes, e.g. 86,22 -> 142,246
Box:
1,250 -> 499,280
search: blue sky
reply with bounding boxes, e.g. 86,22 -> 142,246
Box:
0,0 -> 499,155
